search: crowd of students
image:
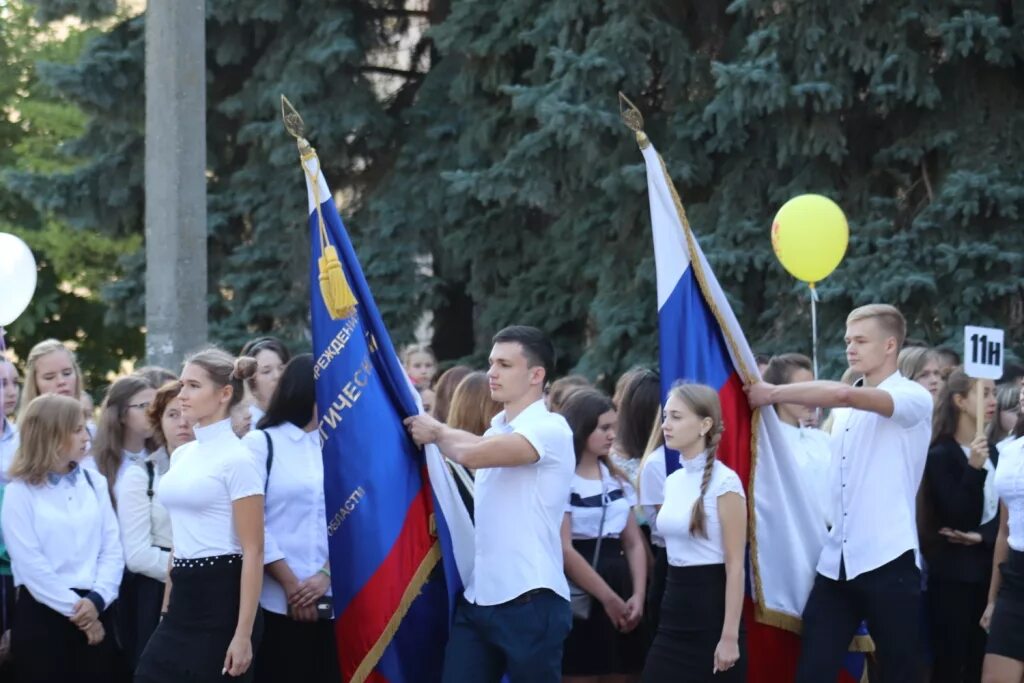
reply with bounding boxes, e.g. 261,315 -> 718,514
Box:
0,304 -> 1022,683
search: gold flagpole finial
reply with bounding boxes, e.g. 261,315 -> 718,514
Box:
281,95 -> 313,155
618,92 -> 650,150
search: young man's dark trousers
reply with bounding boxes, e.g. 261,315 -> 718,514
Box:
796,550 -> 921,683
441,589 -> 572,683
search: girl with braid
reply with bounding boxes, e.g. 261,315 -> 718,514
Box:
640,383 -> 746,682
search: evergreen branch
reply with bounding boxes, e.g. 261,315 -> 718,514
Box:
361,65 -> 426,78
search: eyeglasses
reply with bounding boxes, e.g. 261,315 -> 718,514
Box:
128,402 -> 151,411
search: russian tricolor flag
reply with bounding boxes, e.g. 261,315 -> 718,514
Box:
639,138 -> 865,682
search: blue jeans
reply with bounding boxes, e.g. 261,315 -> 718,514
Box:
442,589 -> 572,683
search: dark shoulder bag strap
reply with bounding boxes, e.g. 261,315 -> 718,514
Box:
146,461 -> 156,499
262,430 -> 274,493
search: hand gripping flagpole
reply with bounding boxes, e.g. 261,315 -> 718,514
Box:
280,95 -> 357,320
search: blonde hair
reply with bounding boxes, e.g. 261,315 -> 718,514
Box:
401,344 -> 435,366
846,304 -> 906,348
9,394 -> 84,485
18,339 -> 83,423
667,383 -> 724,539
898,346 -> 938,381
446,372 -> 502,436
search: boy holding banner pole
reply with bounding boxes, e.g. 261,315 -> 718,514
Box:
746,304 -> 933,683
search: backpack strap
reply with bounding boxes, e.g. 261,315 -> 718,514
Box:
145,461 -> 156,500
83,468 -> 94,491
262,430 -> 274,493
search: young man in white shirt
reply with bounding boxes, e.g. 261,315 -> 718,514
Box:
405,326 -> 575,683
746,304 -> 933,683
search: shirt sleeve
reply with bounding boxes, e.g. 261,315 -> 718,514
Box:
92,474 -> 125,610
240,432 -> 284,564
715,468 -> 746,499
116,465 -> 170,582
885,380 -> 933,429
638,449 -> 666,506
1,482 -> 82,616
514,417 -> 568,464
225,449 -> 264,502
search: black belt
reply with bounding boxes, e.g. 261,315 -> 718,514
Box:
502,588 -> 548,606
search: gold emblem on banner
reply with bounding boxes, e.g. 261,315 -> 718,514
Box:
281,95 -> 358,320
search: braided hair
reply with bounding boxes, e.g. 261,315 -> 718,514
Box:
667,383 -> 725,539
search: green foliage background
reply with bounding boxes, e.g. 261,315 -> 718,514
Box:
3,0 -> 1022,390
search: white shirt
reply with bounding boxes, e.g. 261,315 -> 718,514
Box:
638,446 -> 667,547
242,423 -> 330,615
116,448 -> 148,490
465,399 -> 574,605
998,435 -> 1024,456
958,444 -> 998,525
1,467 -> 124,615
0,419 -> 18,484
779,422 -> 832,526
566,464 -> 636,540
115,448 -> 173,581
249,404 -> 265,427
659,453 -> 745,567
158,419 -> 263,559
995,437 -> 1024,551
819,372 -> 933,580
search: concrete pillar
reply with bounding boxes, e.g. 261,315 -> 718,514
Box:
144,0 -> 208,368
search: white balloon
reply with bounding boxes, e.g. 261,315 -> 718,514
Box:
0,233 -> 38,326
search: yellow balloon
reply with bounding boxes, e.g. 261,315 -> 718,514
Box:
771,194 -> 849,285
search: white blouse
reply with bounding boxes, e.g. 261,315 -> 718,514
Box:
242,423 -> 330,615
995,438 -> 1024,551
779,422 -> 832,526
638,446 -> 667,547
565,464 -> 636,540
1,467 -> 123,615
658,453 -> 745,567
158,419 -> 263,559
115,448 -> 173,581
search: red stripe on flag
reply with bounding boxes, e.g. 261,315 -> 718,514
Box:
335,473 -> 436,682
716,372 -> 753,487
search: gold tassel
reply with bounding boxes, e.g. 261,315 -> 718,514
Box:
318,245 -> 357,320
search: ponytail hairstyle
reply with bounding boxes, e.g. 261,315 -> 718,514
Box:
558,387 -> 629,485
931,368 -> 972,445
666,383 -> 725,539
94,375 -> 157,500
183,347 -> 258,411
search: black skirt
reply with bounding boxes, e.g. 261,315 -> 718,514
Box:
987,549 -> 1024,660
254,609 -> 341,683
641,564 -> 746,683
116,569 -> 166,671
562,537 -> 650,676
10,587 -> 124,682
135,554 -> 263,683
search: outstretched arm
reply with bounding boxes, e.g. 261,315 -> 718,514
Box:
746,380 -> 895,418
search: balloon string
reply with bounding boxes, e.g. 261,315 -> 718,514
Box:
809,284 -> 819,380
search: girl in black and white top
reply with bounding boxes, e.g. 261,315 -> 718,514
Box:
641,383 -> 746,682
135,348 -> 265,683
1,394 -> 124,682
115,380 -> 194,669
559,388 -> 649,682
241,354 -> 340,683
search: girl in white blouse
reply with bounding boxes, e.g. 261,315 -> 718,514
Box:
241,353 -> 339,683
559,388 -> 649,682
135,348 -> 265,683
1,394 -> 124,681
94,375 -> 157,501
640,383 -> 746,682
114,380 -> 194,669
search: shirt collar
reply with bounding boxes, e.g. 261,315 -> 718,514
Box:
46,461 -> 82,487
491,399 -> 546,430
0,419 -> 15,443
193,418 -> 234,443
679,451 -> 709,474
277,421 -> 308,442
